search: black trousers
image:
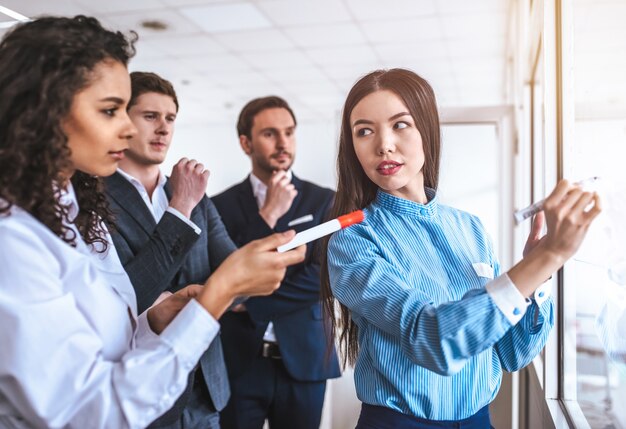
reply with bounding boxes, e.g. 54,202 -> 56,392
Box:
220,355 -> 326,429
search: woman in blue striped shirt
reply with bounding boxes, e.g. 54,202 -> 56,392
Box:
322,69 -> 601,428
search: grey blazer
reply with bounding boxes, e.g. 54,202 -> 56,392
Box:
104,172 -> 236,421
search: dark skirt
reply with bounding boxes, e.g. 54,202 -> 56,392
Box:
355,403 -> 493,429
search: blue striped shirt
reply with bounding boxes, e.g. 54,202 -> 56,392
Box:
328,189 -> 554,420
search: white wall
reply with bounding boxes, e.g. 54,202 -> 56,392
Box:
161,116 -> 340,197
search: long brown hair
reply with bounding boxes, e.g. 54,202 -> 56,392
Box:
0,16 -> 135,250
321,68 -> 442,366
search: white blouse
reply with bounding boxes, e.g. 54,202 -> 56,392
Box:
0,187 -> 218,429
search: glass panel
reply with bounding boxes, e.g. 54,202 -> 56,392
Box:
567,0 -> 626,427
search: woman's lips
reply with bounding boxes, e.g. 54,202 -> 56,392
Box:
376,161 -> 403,176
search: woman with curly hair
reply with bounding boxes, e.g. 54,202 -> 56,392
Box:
0,15 -> 304,428
322,69 -> 601,428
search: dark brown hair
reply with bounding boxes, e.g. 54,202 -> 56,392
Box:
0,15 -> 136,250
128,71 -> 179,112
236,95 -> 297,139
321,68 -> 442,367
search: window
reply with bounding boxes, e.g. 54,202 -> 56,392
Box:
563,0 -> 626,427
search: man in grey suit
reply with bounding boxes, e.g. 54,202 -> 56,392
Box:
104,72 -> 234,429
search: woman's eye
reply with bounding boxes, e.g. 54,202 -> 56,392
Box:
356,128 -> 372,137
394,121 -> 409,130
102,108 -> 117,117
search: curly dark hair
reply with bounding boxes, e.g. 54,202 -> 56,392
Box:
0,15 -> 136,250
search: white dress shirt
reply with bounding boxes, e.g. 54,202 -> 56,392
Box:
0,185 -> 218,429
249,171 -> 292,344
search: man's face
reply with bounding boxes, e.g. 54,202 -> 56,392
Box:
241,107 -> 296,177
125,92 -> 177,166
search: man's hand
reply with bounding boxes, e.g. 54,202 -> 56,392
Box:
168,158 -> 210,218
259,170 -> 297,228
147,285 -> 203,334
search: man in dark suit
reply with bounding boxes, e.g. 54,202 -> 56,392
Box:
212,96 -> 341,429
104,72 -> 235,429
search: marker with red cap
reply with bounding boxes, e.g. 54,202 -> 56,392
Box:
277,210 -> 365,253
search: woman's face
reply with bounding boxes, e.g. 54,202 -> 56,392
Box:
63,59 -> 136,178
350,89 -> 427,202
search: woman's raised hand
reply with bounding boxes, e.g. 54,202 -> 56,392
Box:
539,179 -> 602,263
509,179 -> 601,297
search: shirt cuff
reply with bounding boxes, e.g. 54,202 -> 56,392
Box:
532,281 -> 552,306
166,207 -> 201,235
158,299 -> 219,370
486,273 -> 530,325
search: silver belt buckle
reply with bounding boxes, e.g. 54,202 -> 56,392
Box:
262,342 -> 271,357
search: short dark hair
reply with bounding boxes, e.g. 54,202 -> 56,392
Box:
128,71 -> 179,112
236,96 -> 297,139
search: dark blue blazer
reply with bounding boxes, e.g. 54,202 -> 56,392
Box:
104,172 -> 236,420
211,174 -> 341,382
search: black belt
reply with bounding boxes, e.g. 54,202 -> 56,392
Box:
261,341 -> 281,359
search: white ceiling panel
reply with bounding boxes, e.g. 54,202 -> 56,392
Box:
179,54 -> 251,73
99,9 -> 203,38
0,0 -> 514,125
307,45 -> 379,66
131,39 -> 169,60
446,37 -> 505,58
374,40 -> 448,63
128,57 -> 191,81
239,49 -> 314,70
450,57 -> 504,74
257,0 -> 353,26
280,80 -> 340,97
75,0 -> 165,15
262,66 -> 330,84
283,23 -> 366,48
0,0 -> 90,18
362,17 -> 442,43
320,62 -> 384,81
210,70 -> 272,86
435,0 -> 508,14
214,29 -> 294,52
442,12 -> 507,39
381,59 -> 453,79
162,0 -> 241,5
145,34 -> 227,56
178,3 -> 272,33
345,0 -> 437,21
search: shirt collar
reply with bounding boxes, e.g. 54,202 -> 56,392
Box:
375,187 -> 438,219
117,168 -> 166,194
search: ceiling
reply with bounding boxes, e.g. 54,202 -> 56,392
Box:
0,0 -> 511,126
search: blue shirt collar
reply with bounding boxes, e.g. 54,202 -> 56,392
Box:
375,187 -> 438,219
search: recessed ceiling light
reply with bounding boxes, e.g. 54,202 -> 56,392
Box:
179,3 -> 271,33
